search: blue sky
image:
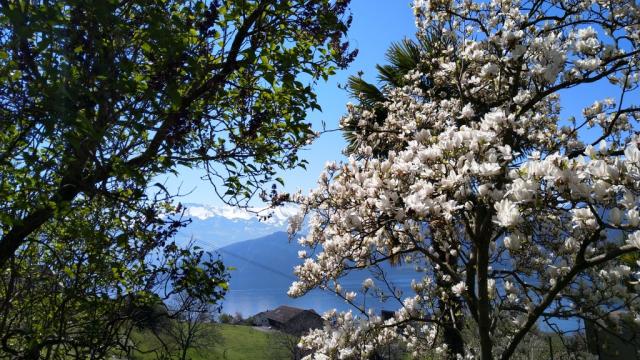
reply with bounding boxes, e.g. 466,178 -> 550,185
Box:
163,1 -> 418,205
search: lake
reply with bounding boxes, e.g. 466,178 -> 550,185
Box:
220,279 -> 415,318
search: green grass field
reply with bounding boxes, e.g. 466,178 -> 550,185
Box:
205,324 -> 290,360
131,323 -> 291,360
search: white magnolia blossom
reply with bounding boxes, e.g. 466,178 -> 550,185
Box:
494,199 -> 522,228
345,291 -> 357,301
452,281 -> 467,296
286,0 -> 640,358
628,231 -> 640,250
362,278 -> 375,289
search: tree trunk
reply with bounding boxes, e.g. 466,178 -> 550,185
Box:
477,240 -> 493,360
434,240 -> 465,359
442,309 -> 465,358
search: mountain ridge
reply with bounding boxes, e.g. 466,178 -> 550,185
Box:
176,203 -> 296,248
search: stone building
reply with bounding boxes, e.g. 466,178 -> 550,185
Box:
252,305 -> 323,336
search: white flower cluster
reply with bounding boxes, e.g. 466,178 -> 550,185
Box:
297,310 -> 400,359
289,0 -> 640,358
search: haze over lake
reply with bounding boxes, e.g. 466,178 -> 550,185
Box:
178,205 -> 417,317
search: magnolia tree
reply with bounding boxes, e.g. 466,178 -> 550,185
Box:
286,0 -> 640,359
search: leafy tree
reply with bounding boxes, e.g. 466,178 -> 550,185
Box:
217,313 -> 234,325
287,0 -> 640,359
0,0 -> 355,357
0,198 -> 227,358
0,0 -> 355,266
343,35 -> 434,156
144,291 -> 220,360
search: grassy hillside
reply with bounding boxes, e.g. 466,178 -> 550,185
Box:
128,321 -> 569,360
207,324 -> 291,360
131,323 -> 291,360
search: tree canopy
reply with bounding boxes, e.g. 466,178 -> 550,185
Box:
0,0 -> 355,266
0,0 -> 355,357
287,0 -> 640,359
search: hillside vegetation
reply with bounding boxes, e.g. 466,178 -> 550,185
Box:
131,324 -> 291,360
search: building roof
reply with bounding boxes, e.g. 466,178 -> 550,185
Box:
261,305 -> 317,324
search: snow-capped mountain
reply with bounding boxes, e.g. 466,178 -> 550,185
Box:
183,203 -> 298,226
172,206 -> 415,316
175,203 -> 299,248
